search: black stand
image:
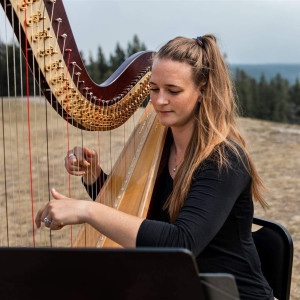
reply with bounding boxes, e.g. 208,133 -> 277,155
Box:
0,247 -> 239,300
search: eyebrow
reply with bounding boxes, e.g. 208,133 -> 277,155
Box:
149,82 -> 181,88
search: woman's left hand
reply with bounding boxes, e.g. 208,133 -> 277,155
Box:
35,189 -> 88,230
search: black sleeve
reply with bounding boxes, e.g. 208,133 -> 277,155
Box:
136,152 -> 251,256
81,170 -> 108,201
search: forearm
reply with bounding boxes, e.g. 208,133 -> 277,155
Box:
84,201 -> 144,248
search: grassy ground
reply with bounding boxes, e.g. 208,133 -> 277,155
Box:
0,99 -> 299,299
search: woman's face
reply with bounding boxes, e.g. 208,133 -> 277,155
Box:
150,58 -> 200,130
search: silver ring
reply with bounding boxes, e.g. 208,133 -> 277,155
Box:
44,217 -> 52,225
68,152 -> 75,158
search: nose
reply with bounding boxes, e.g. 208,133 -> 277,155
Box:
155,91 -> 168,105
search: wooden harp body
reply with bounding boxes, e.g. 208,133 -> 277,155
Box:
0,0 -> 167,248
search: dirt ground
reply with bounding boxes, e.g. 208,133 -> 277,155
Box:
0,99 -> 299,299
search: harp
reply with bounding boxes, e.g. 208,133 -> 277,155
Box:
0,0 -> 167,248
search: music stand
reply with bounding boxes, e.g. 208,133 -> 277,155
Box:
0,247 -> 239,300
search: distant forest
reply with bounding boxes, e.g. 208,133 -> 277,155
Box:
1,35 -> 300,125
230,64 -> 300,85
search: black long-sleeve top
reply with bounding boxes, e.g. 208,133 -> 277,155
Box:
83,140 -> 273,300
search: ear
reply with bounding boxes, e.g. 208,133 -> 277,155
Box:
196,81 -> 205,103
198,82 -> 206,94
197,87 -> 203,103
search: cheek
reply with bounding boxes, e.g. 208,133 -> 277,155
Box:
179,94 -> 196,107
150,91 -> 156,100
188,92 -> 200,107
150,93 -> 158,107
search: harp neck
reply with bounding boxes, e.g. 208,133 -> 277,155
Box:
1,0 -> 154,130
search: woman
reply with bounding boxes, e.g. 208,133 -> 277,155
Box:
36,35 -> 273,300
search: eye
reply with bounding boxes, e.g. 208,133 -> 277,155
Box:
150,88 -> 159,92
169,90 -> 180,94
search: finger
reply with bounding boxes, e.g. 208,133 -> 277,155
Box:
67,170 -> 86,176
74,147 -> 90,167
66,149 -> 78,162
84,147 -> 96,158
51,188 -> 69,200
65,161 -> 87,176
40,205 -> 49,220
64,156 -> 77,172
84,148 -> 97,164
43,216 -> 52,228
35,203 -> 48,228
65,155 -> 80,167
65,164 -> 85,173
66,149 -> 87,167
68,156 -> 78,165
70,170 -> 86,176
49,220 -> 64,231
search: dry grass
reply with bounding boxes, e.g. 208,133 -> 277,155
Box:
0,98 -> 142,247
239,118 -> 300,300
0,99 -> 299,299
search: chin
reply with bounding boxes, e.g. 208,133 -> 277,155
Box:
157,117 -> 173,127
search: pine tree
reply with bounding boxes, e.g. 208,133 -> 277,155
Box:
96,46 -> 109,83
0,43 -> 36,97
235,69 -> 253,117
250,77 -> 259,118
270,74 -> 289,122
288,78 -> 300,124
86,51 -> 100,83
258,74 -> 272,120
109,42 -> 126,73
79,50 -> 86,66
126,34 -> 147,58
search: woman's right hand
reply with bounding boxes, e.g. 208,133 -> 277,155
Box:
64,147 -> 100,185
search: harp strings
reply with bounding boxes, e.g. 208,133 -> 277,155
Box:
0,0 -> 150,248
1,0 -> 62,247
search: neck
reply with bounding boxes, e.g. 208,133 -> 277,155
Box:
170,121 -> 195,157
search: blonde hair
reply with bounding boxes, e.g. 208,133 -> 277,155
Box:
153,35 -> 267,223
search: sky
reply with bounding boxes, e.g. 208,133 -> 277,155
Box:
1,0 -> 300,64
62,0 -> 300,64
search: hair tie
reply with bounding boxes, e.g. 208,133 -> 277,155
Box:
196,36 -> 203,47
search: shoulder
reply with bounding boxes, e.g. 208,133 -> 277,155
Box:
187,142 -> 252,212
195,141 -> 250,179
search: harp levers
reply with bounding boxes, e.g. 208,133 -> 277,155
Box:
1,0 -> 153,130
0,0 -> 166,248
